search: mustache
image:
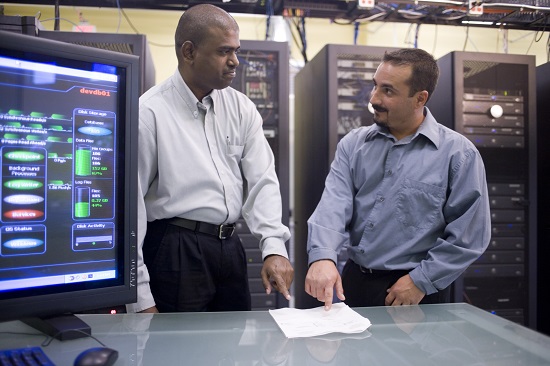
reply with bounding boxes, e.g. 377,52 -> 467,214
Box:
371,104 -> 387,113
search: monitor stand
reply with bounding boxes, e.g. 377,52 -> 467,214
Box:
22,314 -> 92,341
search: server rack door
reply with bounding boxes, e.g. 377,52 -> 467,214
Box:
232,40 -> 290,310
536,61 -> 550,335
293,44 -> 399,309
428,51 -> 537,328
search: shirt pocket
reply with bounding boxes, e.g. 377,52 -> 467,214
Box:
226,144 -> 244,160
395,178 -> 445,230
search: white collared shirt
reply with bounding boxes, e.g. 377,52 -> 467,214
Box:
127,70 -> 290,312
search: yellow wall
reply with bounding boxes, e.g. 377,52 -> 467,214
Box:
4,3 -> 549,84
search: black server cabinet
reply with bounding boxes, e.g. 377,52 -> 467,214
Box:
536,61 -> 550,335
0,15 -> 40,35
294,44 -> 398,309
232,40 -> 290,310
38,30 -> 156,95
428,51 -> 537,327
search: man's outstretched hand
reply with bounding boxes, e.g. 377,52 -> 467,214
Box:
305,260 -> 345,310
262,255 -> 294,300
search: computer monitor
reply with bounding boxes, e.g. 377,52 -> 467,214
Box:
0,31 -> 138,340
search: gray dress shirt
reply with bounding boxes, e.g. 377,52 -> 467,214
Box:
127,70 -> 290,312
307,108 -> 491,295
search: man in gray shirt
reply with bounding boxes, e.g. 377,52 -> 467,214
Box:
126,4 -> 293,313
305,48 -> 491,310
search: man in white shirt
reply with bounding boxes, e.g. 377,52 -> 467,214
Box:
126,4 -> 293,313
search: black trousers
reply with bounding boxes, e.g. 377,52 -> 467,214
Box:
143,219 -> 251,312
341,259 -> 451,307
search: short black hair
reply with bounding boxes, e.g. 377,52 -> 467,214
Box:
174,4 -> 238,54
382,48 -> 439,102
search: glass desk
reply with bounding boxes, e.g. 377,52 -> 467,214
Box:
1,303 -> 549,365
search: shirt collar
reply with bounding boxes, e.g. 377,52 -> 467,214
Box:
417,107 -> 440,149
172,70 -> 216,115
364,107 -> 440,149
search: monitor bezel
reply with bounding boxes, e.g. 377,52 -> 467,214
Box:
0,30 -> 138,323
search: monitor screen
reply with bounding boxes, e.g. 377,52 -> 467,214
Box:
0,31 -> 138,337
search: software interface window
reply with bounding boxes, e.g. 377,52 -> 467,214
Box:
0,55 -> 121,292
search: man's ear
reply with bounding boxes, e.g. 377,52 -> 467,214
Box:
180,41 -> 195,63
416,90 -> 429,107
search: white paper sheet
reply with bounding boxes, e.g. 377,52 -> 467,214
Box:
268,303 -> 372,338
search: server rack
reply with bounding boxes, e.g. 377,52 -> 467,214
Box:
0,15 -> 40,35
428,51 -> 537,327
293,44 -> 398,309
232,40 -> 290,310
536,61 -> 550,335
38,30 -> 156,95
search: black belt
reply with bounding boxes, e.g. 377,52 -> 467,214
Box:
168,218 -> 235,240
351,260 -> 396,274
359,265 -> 392,274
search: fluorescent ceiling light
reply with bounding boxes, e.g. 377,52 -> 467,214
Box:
462,20 -> 494,25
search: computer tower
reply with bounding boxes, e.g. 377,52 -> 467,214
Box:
293,44 -> 398,309
428,51 -> 537,328
231,40 -> 290,310
536,61 -> 550,335
38,30 -> 156,95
